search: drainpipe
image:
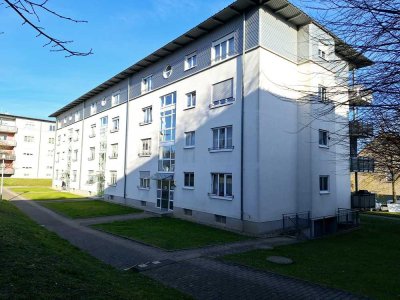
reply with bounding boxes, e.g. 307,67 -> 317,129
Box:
78,102 -> 85,191
36,122 -> 43,178
123,78 -> 130,203
240,11 -> 246,225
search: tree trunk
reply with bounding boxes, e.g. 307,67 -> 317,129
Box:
392,178 -> 397,204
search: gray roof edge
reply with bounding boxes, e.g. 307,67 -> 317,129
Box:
0,113 -> 55,123
50,0 -> 372,118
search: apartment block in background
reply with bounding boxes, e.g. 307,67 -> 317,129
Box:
0,114 -> 56,179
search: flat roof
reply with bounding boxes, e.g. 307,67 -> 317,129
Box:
50,0 -> 373,118
0,113 -> 55,123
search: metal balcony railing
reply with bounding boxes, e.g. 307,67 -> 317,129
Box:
0,140 -> 17,147
0,125 -> 17,133
349,120 -> 373,138
349,85 -> 373,107
350,157 -> 375,172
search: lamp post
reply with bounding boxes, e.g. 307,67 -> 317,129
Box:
0,154 -> 5,201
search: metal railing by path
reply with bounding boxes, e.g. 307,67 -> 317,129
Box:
282,211 -> 311,237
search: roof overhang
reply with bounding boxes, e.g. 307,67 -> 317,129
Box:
50,0 -> 372,118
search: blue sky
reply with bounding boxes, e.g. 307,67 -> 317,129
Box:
0,0 -> 305,120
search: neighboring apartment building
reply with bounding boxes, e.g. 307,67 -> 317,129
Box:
50,0 -> 371,235
0,114 -> 56,179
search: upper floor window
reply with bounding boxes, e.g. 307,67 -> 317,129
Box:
161,92 -> 176,107
212,79 -> 234,107
211,126 -> 233,151
141,106 -> 152,125
72,170 -> 77,182
24,136 -> 34,143
109,171 -> 117,186
319,175 -> 329,193
160,109 -> 176,142
90,103 -> 97,115
110,143 -> 118,159
318,85 -> 328,103
73,149 -> 78,161
100,116 -> 108,127
49,138 -> 55,144
184,172 -> 195,188
212,33 -> 235,63
49,125 -> 56,131
112,92 -> 120,106
319,130 -> 329,147
185,52 -> 197,70
140,139 -> 151,157
89,124 -> 96,138
111,117 -> 119,132
74,129 -> 80,141
142,75 -> 153,93
89,147 -> 95,161
75,111 -> 81,121
186,91 -> 196,109
185,131 -> 195,148
318,41 -> 329,60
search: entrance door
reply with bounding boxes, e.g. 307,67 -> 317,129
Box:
157,180 -> 174,210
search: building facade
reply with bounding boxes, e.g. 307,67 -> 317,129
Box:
0,114 -> 56,179
50,0 -> 370,235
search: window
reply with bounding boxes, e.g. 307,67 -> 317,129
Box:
184,172 -> 195,188
57,135 -> 61,145
160,108 -> 176,142
72,170 -> 77,182
212,79 -> 234,107
211,126 -> 233,151
163,65 -> 173,79
87,170 -> 95,185
74,129 -> 80,141
56,152 -> 60,163
90,124 -> 96,138
112,92 -> 120,106
319,130 -> 329,147
109,171 -> 117,186
139,171 -> 150,189
140,139 -> 151,156
161,92 -> 176,107
73,149 -> 78,161
186,91 -> 196,108
55,170 -> 59,180
24,136 -> 34,143
100,116 -> 108,127
142,75 -> 153,93
185,52 -> 197,70
75,111 -> 81,121
110,143 -> 118,159
215,214 -> 227,224
318,41 -> 329,60
319,176 -> 329,193
48,150 -> 54,156
141,106 -> 152,125
158,145 -> 175,172
49,125 -> 56,131
185,131 -> 195,148
90,103 -> 97,115
63,118 -> 67,124
318,85 -> 328,103
89,147 -> 95,161
101,98 -> 107,106
211,173 -> 233,198
111,117 -> 119,132
49,138 -> 55,144
212,33 -> 235,63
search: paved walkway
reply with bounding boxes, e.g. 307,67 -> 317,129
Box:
4,188 -> 366,299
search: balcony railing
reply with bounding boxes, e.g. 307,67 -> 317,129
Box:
349,120 -> 373,138
2,168 -> 15,175
0,125 -> 17,133
349,85 -> 373,107
351,192 -> 376,210
0,140 -> 17,147
350,157 -> 375,172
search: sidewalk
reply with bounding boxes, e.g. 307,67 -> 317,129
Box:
4,188 -> 366,299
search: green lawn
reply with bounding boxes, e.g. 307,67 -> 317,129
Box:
41,200 -> 142,219
93,217 -> 250,250
362,211 -> 400,219
9,187 -> 86,201
0,200 -> 188,299
223,216 -> 400,300
3,178 -> 52,187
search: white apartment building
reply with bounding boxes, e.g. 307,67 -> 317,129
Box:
50,0 -> 371,236
0,114 -> 56,179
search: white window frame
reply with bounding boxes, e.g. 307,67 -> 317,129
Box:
100,116 -> 108,128
139,171 -> 151,189
72,170 -> 77,182
140,138 -> 151,157
210,126 -> 233,151
109,171 -> 117,187
110,143 -> 118,159
184,131 -> 195,148
89,147 -> 95,161
319,175 -> 330,194
318,85 -> 328,103
186,91 -> 196,109
184,52 -> 197,70
141,75 -> 153,93
319,130 -> 329,148
75,111 -> 81,121
111,117 -> 119,132
73,149 -> 78,161
212,32 -> 235,64
112,92 -> 120,106
90,103 -> 97,115
184,172 -> 195,189
89,124 -> 96,138
210,173 -> 233,199
141,106 -> 152,125
318,41 -> 329,61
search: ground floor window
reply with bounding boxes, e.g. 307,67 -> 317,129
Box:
184,172 -> 195,188
319,175 -> 329,193
139,171 -> 150,189
211,173 -> 232,198
109,171 -> 117,186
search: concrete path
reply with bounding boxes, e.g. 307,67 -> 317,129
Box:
4,188 -> 366,299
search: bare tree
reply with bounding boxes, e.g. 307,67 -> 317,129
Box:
0,0 -> 92,57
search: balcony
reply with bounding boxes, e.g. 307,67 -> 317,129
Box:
349,85 -> 373,107
349,120 -> 373,138
0,125 -> 17,133
351,191 -> 376,210
2,168 -> 15,175
350,157 -> 374,172
0,140 -> 17,147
